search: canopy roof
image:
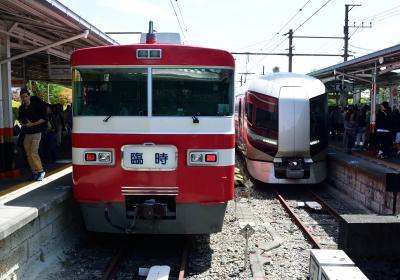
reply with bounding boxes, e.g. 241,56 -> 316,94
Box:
309,43 -> 400,91
0,0 -> 118,84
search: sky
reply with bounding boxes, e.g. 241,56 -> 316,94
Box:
59,0 -> 400,82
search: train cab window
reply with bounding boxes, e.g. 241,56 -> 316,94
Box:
73,68 -> 148,116
152,68 -> 234,116
310,93 -> 328,155
255,107 -> 278,131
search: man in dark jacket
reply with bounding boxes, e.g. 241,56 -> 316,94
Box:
18,88 -> 46,180
376,101 -> 392,159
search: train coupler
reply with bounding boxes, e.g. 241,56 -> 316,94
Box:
141,199 -> 168,219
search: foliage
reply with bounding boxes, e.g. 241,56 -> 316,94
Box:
12,100 -> 20,122
328,99 -> 336,106
27,80 -> 71,105
58,87 -> 72,105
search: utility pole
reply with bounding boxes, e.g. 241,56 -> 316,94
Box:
344,4 -> 361,61
288,29 -> 293,72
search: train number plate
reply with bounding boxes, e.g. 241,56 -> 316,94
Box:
121,145 -> 177,170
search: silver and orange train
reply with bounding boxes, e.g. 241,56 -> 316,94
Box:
235,73 -> 328,184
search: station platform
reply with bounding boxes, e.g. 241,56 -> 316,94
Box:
327,144 -> 400,258
0,134 -> 72,195
0,134 -> 80,280
329,140 -> 400,171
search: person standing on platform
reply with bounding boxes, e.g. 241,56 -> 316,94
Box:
376,101 -> 392,159
393,108 -> 400,158
18,88 -> 46,181
344,105 -> 357,154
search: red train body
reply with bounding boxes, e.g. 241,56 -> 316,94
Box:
70,32 -> 235,234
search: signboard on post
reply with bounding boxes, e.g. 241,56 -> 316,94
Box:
49,65 -> 71,80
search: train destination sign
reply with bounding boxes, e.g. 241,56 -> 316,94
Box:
121,145 -> 177,170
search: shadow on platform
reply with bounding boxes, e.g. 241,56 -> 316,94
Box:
329,139 -> 400,171
0,133 -> 72,192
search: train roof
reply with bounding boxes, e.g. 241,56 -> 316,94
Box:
237,72 -> 325,99
70,44 -> 235,67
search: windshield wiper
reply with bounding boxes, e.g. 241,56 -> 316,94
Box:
103,115 -> 112,122
192,115 -> 199,124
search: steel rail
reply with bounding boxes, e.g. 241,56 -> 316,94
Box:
178,237 -> 191,280
308,190 -> 342,221
101,248 -> 124,280
274,190 -> 322,249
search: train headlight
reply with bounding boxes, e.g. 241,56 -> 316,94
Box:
82,150 -> 114,165
98,152 -> 112,163
190,153 -> 203,163
310,140 -> 320,146
188,151 -> 219,165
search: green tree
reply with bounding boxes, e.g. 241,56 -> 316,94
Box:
28,80 -> 47,101
27,80 -> 70,105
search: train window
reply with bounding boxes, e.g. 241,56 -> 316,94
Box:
152,68 -> 234,116
247,103 -> 253,124
238,99 -> 242,125
73,68 -> 148,116
310,93 -> 328,156
255,107 -> 278,131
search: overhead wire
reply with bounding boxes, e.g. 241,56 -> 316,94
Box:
235,0 -> 312,52
248,0 -> 333,73
245,36 -> 287,73
371,10 -> 400,23
294,0 -> 332,32
349,44 -> 376,52
360,4 -> 400,22
349,27 -> 359,39
175,0 -> 189,41
242,0 -> 314,73
169,0 -> 188,43
276,0 -> 312,35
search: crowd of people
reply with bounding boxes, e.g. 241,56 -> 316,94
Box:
329,102 -> 400,158
15,88 -> 72,181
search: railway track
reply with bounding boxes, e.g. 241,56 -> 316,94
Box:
274,189 -> 341,250
99,235 -> 191,280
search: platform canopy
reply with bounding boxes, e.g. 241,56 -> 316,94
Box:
0,0 -> 118,85
309,43 -> 400,92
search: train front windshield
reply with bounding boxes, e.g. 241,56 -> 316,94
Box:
73,68 -> 234,117
310,93 -> 328,155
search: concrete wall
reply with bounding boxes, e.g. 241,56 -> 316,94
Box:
328,152 -> 400,215
0,195 -> 83,280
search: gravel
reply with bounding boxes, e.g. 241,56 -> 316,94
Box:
186,168 -> 313,279
31,154 -> 400,280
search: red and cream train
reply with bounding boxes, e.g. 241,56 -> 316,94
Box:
71,24 -> 235,234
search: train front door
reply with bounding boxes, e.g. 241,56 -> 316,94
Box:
277,86 -> 310,157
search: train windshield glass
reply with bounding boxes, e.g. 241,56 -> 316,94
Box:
152,68 -> 234,116
73,68 -> 148,116
310,93 -> 328,154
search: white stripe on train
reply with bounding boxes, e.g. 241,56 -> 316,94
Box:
72,147 -> 235,167
72,116 -> 234,134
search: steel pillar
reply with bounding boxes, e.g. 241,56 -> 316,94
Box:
0,22 -> 17,179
